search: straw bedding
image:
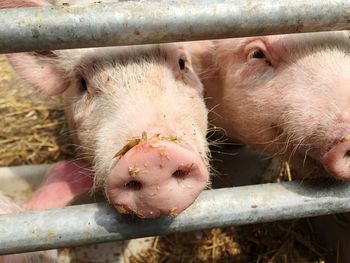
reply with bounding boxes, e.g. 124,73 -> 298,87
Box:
0,57 -> 75,166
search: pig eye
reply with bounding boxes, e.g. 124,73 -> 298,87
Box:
178,58 -> 186,70
249,49 -> 266,59
79,77 -> 88,92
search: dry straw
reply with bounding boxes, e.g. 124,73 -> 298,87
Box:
0,56 -> 74,166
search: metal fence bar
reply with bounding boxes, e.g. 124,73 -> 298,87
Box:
0,0 -> 349,53
1,180 -> 350,254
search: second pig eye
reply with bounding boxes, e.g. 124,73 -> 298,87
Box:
79,77 -> 88,93
178,58 -> 186,70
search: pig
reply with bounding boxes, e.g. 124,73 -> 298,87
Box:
189,31 -> 350,179
0,192 -> 58,263
1,0 -> 210,218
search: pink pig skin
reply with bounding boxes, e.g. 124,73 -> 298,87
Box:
189,32 -> 350,180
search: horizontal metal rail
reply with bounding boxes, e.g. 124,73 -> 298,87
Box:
0,0 -> 349,53
1,180 -> 350,254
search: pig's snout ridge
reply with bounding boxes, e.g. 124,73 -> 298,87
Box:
106,141 -> 209,218
323,138 -> 350,180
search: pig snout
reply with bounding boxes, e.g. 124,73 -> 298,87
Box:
323,137 -> 350,180
107,140 -> 208,218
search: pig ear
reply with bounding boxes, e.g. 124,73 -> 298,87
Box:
6,52 -> 68,96
0,0 -> 66,96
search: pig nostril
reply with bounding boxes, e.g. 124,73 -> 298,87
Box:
344,150 -> 350,158
172,169 -> 190,179
125,180 -> 142,190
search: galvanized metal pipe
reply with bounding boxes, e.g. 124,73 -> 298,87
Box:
0,0 -> 349,53
1,180 -> 350,254
0,164 -> 52,179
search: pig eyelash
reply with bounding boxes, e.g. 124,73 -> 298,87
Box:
178,58 -> 186,70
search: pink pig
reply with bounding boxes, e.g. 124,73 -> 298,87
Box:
189,31 -> 350,179
0,0 -> 210,218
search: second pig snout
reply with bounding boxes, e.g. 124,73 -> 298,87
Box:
106,139 -> 209,218
323,136 -> 350,180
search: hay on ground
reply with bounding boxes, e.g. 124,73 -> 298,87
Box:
0,56 -> 74,166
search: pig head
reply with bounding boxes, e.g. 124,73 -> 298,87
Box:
1,0 -> 210,218
190,31 -> 350,179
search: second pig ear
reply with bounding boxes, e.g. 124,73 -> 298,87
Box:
6,51 -> 68,96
